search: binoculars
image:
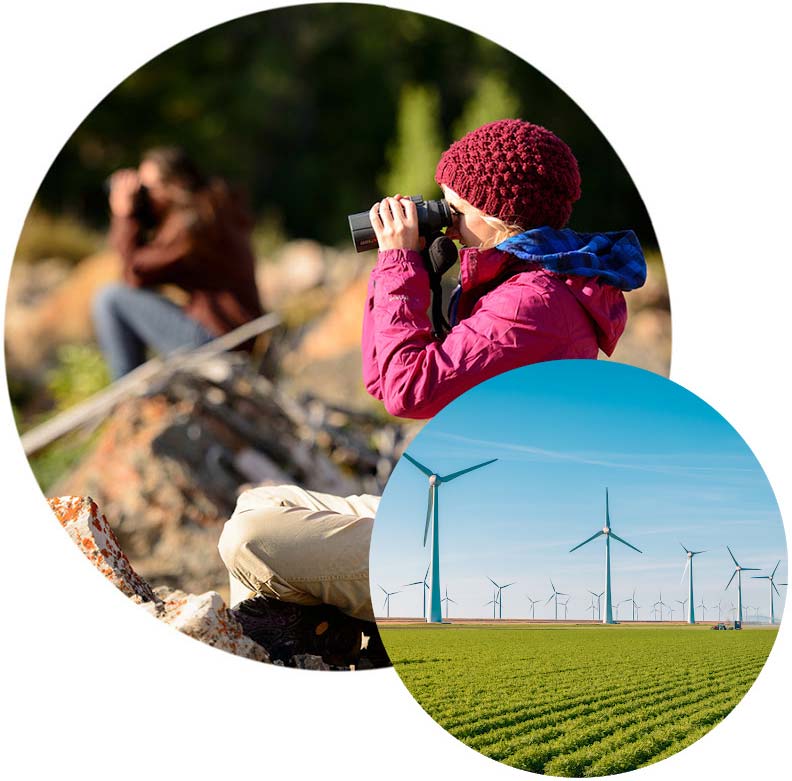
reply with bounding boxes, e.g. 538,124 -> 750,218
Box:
348,195 -> 454,252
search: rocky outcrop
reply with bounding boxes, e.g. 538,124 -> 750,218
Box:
50,354 -> 411,599
49,495 -> 270,662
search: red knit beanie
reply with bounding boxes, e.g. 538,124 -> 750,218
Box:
434,119 -> 581,229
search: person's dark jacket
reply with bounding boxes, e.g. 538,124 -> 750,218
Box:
110,180 -> 264,343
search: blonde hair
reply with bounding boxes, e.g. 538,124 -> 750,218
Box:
441,186 -> 523,249
479,213 -> 523,249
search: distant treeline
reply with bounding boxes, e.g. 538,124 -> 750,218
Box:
38,4 -> 657,249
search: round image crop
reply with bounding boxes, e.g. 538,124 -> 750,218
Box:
370,361 -> 785,776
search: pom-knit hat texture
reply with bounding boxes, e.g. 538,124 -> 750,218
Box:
434,119 -> 581,229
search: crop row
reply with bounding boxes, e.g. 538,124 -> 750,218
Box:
427,653 -> 755,735
496,685 -> 746,774
448,663 -> 753,753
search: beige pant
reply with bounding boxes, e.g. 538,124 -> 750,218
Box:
218,484 -> 380,621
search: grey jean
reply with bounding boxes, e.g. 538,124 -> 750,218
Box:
92,283 -> 214,379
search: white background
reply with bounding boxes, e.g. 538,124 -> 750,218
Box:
1,1 -> 789,778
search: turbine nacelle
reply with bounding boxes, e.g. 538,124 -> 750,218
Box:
429,474 -> 439,486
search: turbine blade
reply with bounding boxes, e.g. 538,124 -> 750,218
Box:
680,558 -> 690,585
771,560 -> 781,578
378,585 -> 387,594
502,582 -> 515,589
609,532 -> 642,553
423,485 -> 433,547
545,595 -> 554,605
680,542 -> 690,554
441,458 -> 497,482
726,546 -> 740,567
404,581 -> 424,586
751,576 -> 769,580
742,567 -> 760,571
570,530 -> 604,552
487,576 -> 500,588
725,570 -> 737,590
773,583 -> 782,597
403,452 -> 433,477
605,488 -> 610,529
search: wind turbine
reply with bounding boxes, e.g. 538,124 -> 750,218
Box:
526,595 -> 541,620
724,546 -> 759,623
488,577 -> 515,619
546,579 -> 568,620
485,588 -> 499,620
587,597 -> 597,620
627,588 -> 639,621
560,598 -> 571,620
680,543 -> 707,624
403,453 -> 497,623
697,598 -> 707,620
379,585 -> 400,618
570,488 -> 642,624
676,598 -> 688,623
588,590 -> 605,621
441,587 -> 457,620
654,592 -> 668,622
752,561 -> 787,625
404,565 -> 430,620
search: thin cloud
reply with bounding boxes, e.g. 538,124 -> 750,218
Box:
428,432 -> 756,476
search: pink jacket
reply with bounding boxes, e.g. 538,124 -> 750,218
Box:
362,246 -> 627,419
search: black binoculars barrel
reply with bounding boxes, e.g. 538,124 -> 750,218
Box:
348,196 -> 453,253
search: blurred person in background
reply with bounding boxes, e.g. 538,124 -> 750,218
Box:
94,146 -> 264,379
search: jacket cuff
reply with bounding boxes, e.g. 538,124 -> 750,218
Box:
374,248 -> 425,273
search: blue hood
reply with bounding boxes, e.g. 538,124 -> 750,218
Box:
496,227 -> 647,291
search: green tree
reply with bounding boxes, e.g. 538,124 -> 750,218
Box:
452,73 -> 520,139
379,84 -> 444,199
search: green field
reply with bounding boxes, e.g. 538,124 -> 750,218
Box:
381,624 -> 777,776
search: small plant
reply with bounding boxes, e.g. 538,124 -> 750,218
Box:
46,343 -> 110,411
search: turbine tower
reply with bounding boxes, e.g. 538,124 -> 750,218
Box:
628,588 -> 639,621
403,452 -> 497,623
441,587 -> 457,620
653,592 -> 668,622
404,565 -> 430,620
680,543 -> 707,624
570,488 -> 642,624
546,579 -> 568,620
752,561 -> 787,624
724,546 -> 759,623
379,585 -> 400,618
485,588 -> 499,620
488,577 -> 515,619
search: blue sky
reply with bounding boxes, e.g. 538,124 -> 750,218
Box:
369,361 -> 787,622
